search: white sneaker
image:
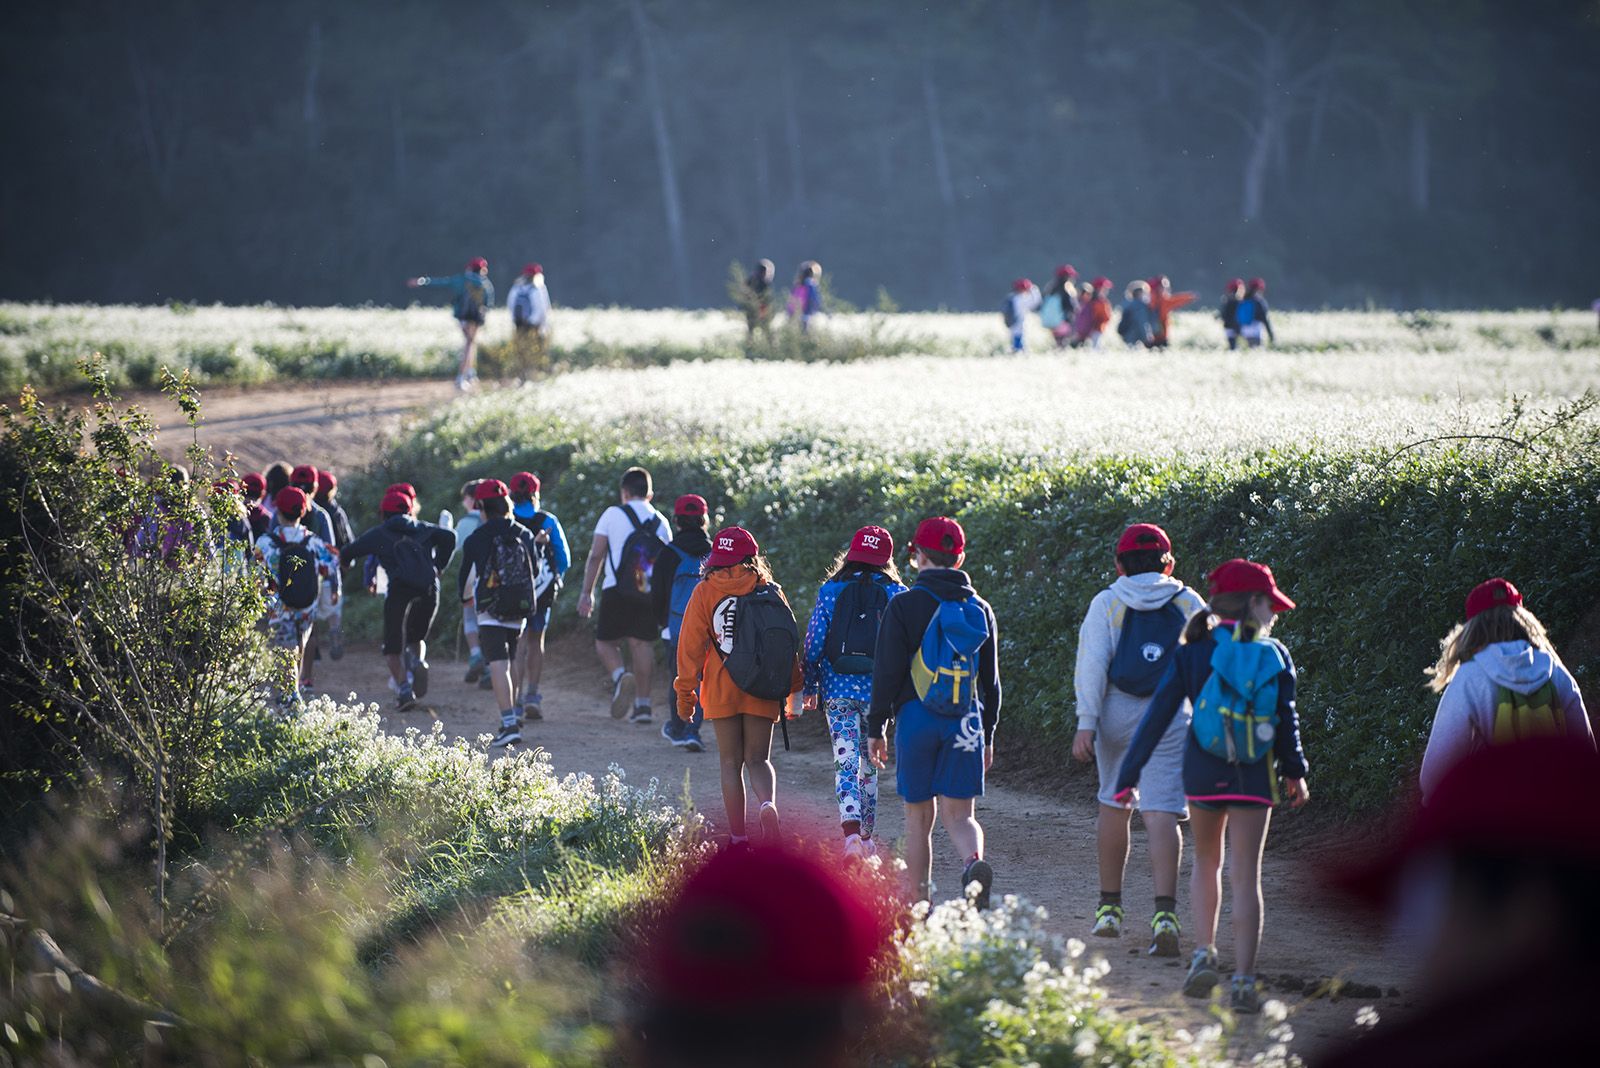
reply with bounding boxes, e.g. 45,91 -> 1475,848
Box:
843,833 -> 867,859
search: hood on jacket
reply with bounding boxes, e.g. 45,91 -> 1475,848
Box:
1472,640 -> 1557,694
913,567 -> 977,602
672,528 -> 715,557
1111,572 -> 1187,611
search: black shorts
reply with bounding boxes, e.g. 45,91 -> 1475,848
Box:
478,624 -> 521,664
382,583 -> 439,655
596,585 -> 659,642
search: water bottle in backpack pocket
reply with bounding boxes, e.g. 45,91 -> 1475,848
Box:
910,593 -> 989,717
615,507 -> 666,603
666,552 -> 707,643
1191,628 -> 1285,764
272,533 -> 321,610
483,531 -> 535,620
715,585 -> 800,701
824,573 -> 891,675
1107,599 -> 1189,697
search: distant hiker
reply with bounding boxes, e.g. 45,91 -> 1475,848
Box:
1238,278 -> 1275,348
1114,559 -> 1309,1015
254,486 -> 339,711
1220,279 -> 1245,350
1148,275 -> 1196,349
455,480 -> 489,685
341,488 -> 457,711
652,494 -> 714,753
1117,280 -> 1157,349
1039,265 -> 1080,348
576,466 -> 673,724
673,526 -> 803,846
509,471 -> 570,722
1419,578 -> 1593,801
281,465 -> 339,690
456,479 -> 542,748
1074,277 -> 1114,348
507,263 -> 551,339
787,261 -> 825,334
406,256 -> 495,390
803,525 -> 908,859
737,259 -> 777,338
867,517 -> 1002,909
1003,278 -> 1041,352
1072,524 -> 1205,956
313,469 -> 354,660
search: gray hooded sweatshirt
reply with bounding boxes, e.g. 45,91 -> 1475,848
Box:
1419,640 -> 1593,802
1074,572 -> 1206,735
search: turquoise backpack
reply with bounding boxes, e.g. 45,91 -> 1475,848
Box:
1191,627 -> 1286,764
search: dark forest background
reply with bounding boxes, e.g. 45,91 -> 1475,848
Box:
3,0 -> 1598,311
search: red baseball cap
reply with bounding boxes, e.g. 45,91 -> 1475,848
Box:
674,494 -> 708,517
1115,523 -> 1172,555
1248,277 -> 1266,290
846,525 -> 894,567
522,263 -> 542,277
1207,558 -> 1295,611
1226,277 -> 1244,290
473,479 -> 509,502
241,472 -> 267,499
380,489 -> 413,515
273,486 -> 308,516
210,478 -> 239,496
316,470 -> 336,495
1091,276 -> 1112,289
1465,577 -> 1522,620
1055,264 -> 1078,278
643,845 -> 891,1004
467,257 -> 488,271
386,482 -> 417,500
1012,277 -> 1033,293
509,471 -> 541,496
290,464 -> 319,488
707,526 -> 759,567
912,516 -> 966,557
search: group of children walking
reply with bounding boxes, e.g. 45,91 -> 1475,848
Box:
1005,267 -> 1276,352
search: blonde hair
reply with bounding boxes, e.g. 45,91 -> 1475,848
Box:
1427,604 -> 1553,693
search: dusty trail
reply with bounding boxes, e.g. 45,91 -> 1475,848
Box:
315,631 -> 1413,1059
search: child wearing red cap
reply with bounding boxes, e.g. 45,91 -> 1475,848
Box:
1073,278 -> 1114,348
1003,278 -> 1041,352
802,526 -> 908,858
405,258 -> 495,390
506,264 -> 551,338
866,516 -> 1002,909
341,488 -> 458,711
1072,523 -> 1205,954
509,471 -> 570,721
1117,280 -> 1157,349
1148,275 -> 1196,349
456,479 -> 542,747
651,493 -> 715,753
253,486 -> 340,710
674,526 -> 803,845
1220,279 -> 1245,350
1419,578 -> 1592,802
241,472 -> 271,539
1237,278 -> 1275,348
1114,558 -> 1309,1014
1039,265 -> 1080,348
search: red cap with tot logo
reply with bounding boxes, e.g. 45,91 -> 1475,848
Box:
846,525 -> 894,567
707,526 -> 759,568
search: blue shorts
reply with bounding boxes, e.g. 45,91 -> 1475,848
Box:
894,699 -> 986,803
525,605 -> 551,634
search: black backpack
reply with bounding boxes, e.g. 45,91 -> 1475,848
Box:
481,528 -> 535,620
272,532 -> 320,610
824,572 -> 890,675
387,528 -> 438,591
719,584 -> 800,701
614,507 -> 666,604
1106,598 -> 1189,697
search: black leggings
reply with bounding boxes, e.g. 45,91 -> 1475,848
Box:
382,583 -> 439,655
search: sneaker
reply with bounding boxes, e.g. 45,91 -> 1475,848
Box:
464,653 -> 486,684
328,626 -> 344,661
521,697 -> 543,722
489,723 -> 522,749
1230,975 -> 1261,1015
1092,903 -> 1124,938
1182,947 -> 1222,999
960,858 -> 994,910
628,704 -> 653,725
1148,910 -> 1182,957
395,688 -> 417,712
409,655 -> 430,699
479,674 -> 493,691
758,802 -> 781,843
609,672 -> 636,719
843,834 -> 872,861
661,716 -> 686,745
682,728 -> 705,753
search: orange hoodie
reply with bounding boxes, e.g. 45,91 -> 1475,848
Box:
675,567 -> 803,721
1151,290 -> 1196,343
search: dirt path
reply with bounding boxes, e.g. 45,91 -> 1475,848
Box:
314,631 -> 1411,1059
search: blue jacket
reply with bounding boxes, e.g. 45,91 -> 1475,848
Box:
1115,624 -> 1309,805
867,568 -> 1001,743
803,569 -> 909,703
419,272 -> 495,321
513,502 -> 571,575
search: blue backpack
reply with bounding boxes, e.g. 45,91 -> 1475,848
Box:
1191,627 -> 1286,764
1107,598 -> 1189,697
910,594 -> 989,717
666,549 -> 706,642
1235,298 -> 1257,327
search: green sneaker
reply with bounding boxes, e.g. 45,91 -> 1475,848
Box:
1091,903 -> 1124,938
1230,975 -> 1261,1015
1182,946 -> 1222,998
1148,910 -> 1181,957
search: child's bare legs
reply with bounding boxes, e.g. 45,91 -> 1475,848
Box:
940,795 -> 983,863
713,716 -> 748,837
384,653 -> 407,688
1144,811 -> 1183,899
523,630 -> 546,697
626,638 -> 653,707
457,320 -> 479,379
1189,807 -> 1227,949
1097,804 -> 1133,893
742,714 -> 776,807
488,658 -> 514,712
1226,806 -> 1272,975
904,799 -> 937,902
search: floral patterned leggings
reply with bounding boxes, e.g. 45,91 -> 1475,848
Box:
826,698 -> 878,838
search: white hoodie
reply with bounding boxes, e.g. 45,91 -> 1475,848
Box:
1074,572 -> 1206,733
1419,640 -> 1593,802
507,275 -> 550,327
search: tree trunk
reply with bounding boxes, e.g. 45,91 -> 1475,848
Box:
303,19 -> 322,160
390,98 -> 407,191
1409,108 -> 1430,213
627,0 -> 691,305
577,6 -> 603,285
781,56 -> 807,211
922,67 -> 972,309
127,45 -> 173,203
